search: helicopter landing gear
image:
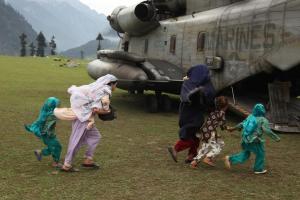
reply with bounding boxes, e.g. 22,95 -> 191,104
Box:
160,94 -> 172,112
146,95 -> 159,113
128,89 -> 136,94
128,89 -> 144,95
146,92 -> 172,113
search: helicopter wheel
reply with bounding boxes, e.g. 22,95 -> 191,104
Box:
137,89 -> 144,95
160,94 -> 172,112
146,95 -> 158,113
128,89 -> 136,95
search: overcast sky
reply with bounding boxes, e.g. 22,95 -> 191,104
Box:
79,0 -> 142,15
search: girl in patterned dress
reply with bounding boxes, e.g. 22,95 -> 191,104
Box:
191,96 -> 229,168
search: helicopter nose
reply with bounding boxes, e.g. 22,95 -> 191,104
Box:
87,59 -> 111,80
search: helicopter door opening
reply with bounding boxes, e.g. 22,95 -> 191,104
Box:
197,31 -> 206,52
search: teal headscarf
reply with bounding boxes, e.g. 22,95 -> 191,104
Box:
25,97 -> 60,138
242,104 -> 266,142
252,103 -> 266,117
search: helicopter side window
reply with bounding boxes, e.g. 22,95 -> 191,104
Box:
197,32 -> 206,52
144,39 -> 148,54
170,35 -> 176,54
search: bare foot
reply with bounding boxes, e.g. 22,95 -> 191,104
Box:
224,155 -> 231,169
190,160 -> 198,169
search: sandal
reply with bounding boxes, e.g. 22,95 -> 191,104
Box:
34,150 -> 42,161
60,165 -> 80,172
81,163 -> 100,169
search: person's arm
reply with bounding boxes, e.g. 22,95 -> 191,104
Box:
86,115 -> 95,130
101,95 -> 110,111
219,112 -> 226,130
261,118 -> 280,142
227,122 -> 243,132
92,107 -> 111,115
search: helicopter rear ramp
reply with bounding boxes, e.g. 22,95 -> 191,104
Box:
228,81 -> 300,133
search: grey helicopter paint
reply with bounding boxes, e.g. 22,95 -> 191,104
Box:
88,0 -> 300,132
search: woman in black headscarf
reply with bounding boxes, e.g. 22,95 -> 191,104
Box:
168,65 -> 215,163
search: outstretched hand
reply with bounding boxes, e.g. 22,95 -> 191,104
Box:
226,126 -> 236,132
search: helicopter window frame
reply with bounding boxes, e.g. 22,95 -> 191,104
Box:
197,32 -> 207,52
170,35 -> 176,54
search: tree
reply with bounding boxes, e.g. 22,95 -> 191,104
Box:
96,33 -> 103,59
19,33 -> 27,56
49,35 -> 57,55
36,32 -> 47,57
29,42 -> 36,56
80,50 -> 84,59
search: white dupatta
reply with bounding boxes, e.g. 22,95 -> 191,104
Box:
68,74 -> 117,122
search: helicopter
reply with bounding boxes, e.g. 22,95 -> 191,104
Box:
87,0 -> 300,132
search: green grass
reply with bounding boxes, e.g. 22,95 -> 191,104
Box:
0,56 -> 299,200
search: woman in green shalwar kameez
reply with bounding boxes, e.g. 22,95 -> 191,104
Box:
25,97 -> 62,167
225,104 -> 280,174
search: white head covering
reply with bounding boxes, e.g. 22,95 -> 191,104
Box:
68,74 -> 118,122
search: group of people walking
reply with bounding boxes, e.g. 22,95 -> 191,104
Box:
25,65 -> 280,174
167,64 -> 280,174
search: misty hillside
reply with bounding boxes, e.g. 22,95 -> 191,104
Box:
61,38 -> 119,59
0,0 -> 37,55
6,0 -> 117,51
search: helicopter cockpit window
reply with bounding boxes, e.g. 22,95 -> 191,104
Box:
170,35 -> 176,54
197,32 -> 206,52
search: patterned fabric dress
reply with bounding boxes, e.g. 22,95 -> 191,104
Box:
194,110 -> 226,161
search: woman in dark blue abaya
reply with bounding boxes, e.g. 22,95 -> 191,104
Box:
168,64 -> 215,163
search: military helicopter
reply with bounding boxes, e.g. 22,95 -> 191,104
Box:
87,0 -> 300,132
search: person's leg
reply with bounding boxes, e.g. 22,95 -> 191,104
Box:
168,139 -> 195,163
48,137 -> 62,163
32,136 -> 51,161
63,120 -> 88,167
206,139 -> 224,158
174,139 -> 193,152
253,143 -> 266,173
194,142 -> 210,162
187,137 -> 200,160
83,127 -> 101,164
190,141 -> 209,168
41,146 -> 51,157
229,143 -> 251,165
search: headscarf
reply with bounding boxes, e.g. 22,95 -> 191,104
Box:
252,103 -> 266,117
180,65 -> 215,103
68,74 -> 118,122
25,97 -> 60,138
241,104 -> 266,141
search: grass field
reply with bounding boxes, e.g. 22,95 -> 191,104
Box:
0,56 -> 299,200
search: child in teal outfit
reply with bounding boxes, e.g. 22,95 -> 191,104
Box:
225,104 -> 280,174
25,97 -> 62,167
